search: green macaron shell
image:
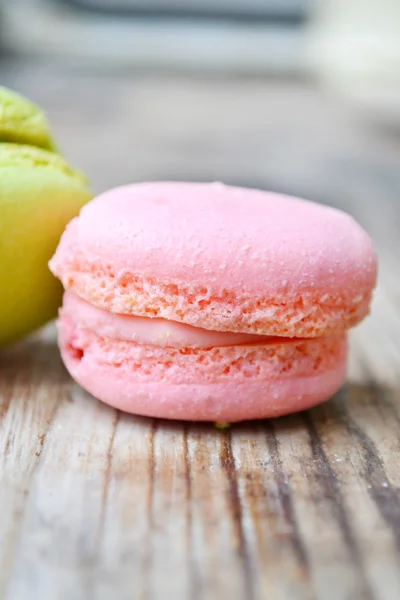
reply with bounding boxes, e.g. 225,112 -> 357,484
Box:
0,144 -> 92,347
0,86 -> 56,151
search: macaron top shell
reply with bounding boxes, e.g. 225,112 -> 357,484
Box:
0,86 -> 55,151
50,182 -> 377,338
0,144 -> 88,183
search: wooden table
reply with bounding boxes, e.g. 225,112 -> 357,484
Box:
1,62 -> 400,600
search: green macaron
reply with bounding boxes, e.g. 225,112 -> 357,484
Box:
0,88 -> 92,347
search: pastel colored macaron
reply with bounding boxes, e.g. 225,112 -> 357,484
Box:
50,182 -> 377,422
0,86 -> 92,348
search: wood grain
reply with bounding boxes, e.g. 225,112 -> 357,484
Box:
1,63 -> 400,599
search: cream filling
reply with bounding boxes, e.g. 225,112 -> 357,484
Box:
63,291 -> 287,348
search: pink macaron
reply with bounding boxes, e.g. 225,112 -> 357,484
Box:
49,182 -> 377,422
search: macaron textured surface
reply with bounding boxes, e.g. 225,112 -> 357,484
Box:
50,182 -> 377,421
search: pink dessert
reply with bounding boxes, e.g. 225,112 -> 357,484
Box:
50,182 -> 377,421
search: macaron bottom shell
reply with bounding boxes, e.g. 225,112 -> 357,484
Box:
59,313 -> 347,422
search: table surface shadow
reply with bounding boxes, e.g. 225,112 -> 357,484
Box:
1,63 -> 400,600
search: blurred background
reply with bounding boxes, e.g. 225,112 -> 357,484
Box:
1,0 -> 400,382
